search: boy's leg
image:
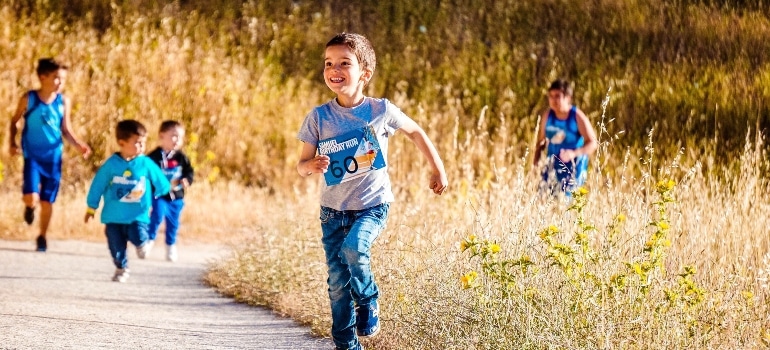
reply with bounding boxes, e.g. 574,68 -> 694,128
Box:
126,221 -> 150,259
105,224 -> 129,269
163,199 -> 184,246
342,203 -> 389,305
147,197 -> 165,241
320,207 -> 359,350
343,203 -> 389,338
34,160 -> 61,238
21,159 -> 41,225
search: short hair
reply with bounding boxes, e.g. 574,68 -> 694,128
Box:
36,58 -> 68,76
159,120 -> 184,133
326,33 -> 376,74
116,120 -> 147,141
548,79 -> 574,97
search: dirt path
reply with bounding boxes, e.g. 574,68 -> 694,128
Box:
0,239 -> 327,350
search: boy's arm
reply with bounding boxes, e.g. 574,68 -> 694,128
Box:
9,94 -> 27,155
149,161 -> 171,197
60,96 -> 91,158
397,119 -> 448,195
296,142 -> 330,177
84,166 -> 109,223
181,153 -> 194,187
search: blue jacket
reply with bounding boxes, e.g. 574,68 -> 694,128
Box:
86,153 -> 171,224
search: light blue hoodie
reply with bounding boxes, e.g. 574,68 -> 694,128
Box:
86,153 -> 171,224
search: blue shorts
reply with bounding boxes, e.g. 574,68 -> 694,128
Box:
23,158 -> 62,203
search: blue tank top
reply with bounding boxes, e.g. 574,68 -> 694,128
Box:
543,106 -> 588,188
21,91 -> 64,162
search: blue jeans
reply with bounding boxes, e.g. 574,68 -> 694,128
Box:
148,197 -> 185,245
320,203 -> 389,349
105,222 -> 149,269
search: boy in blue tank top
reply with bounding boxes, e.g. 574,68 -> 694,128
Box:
8,58 -> 92,252
297,33 -> 448,350
533,79 -> 598,195
85,120 -> 170,283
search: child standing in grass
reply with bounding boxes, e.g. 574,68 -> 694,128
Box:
533,79 -> 598,195
146,120 -> 194,262
296,32 -> 448,350
85,120 -> 170,283
8,58 -> 92,252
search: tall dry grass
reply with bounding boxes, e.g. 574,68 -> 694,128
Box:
1,1 -> 769,348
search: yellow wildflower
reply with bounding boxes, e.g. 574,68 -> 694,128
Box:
461,271 -> 478,289
742,290 -> 754,300
489,243 -> 501,254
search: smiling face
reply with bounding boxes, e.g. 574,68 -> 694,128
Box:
118,134 -> 147,160
159,126 -> 185,152
324,44 -> 372,106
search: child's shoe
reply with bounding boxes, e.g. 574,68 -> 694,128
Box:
24,206 -> 35,225
143,240 -> 155,256
355,300 -> 380,338
136,242 -> 150,259
35,235 -> 47,252
112,268 -> 130,282
166,244 -> 178,262
336,344 -> 365,350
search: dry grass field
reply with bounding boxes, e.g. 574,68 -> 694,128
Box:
2,1 -> 770,348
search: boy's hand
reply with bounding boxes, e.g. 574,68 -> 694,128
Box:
79,143 -> 92,159
429,171 -> 448,195
85,208 -> 96,223
181,178 -> 190,188
307,155 -> 331,175
9,144 -> 21,156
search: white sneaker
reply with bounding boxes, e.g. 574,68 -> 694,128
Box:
166,244 -> 178,262
112,268 -> 130,282
136,241 -> 151,259
143,240 -> 155,256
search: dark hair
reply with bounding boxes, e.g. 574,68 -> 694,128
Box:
116,120 -> 147,141
36,58 -> 68,76
159,120 -> 183,133
548,79 -> 574,97
326,32 -> 376,74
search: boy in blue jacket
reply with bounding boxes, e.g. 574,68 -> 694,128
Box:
85,120 -> 170,282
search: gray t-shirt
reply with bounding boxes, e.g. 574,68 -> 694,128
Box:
297,97 -> 409,211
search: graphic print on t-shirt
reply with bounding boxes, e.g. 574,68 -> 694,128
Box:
112,170 -> 146,203
318,126 -> 385,186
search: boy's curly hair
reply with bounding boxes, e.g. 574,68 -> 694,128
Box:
326,33 -> 376,74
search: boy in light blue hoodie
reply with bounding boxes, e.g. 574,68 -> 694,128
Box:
85,120 -> 170,282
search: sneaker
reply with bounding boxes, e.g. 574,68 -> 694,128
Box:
336,344 -> 364,350
35,235 -> 47,252
355,301 -> 380,338
112,268 -> 130,283
24,206 -> 34,225
143,240 -> 155,256
136,242 -> 150,259
166,244 -> 178,262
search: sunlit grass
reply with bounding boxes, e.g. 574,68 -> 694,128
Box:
1,1 -> 770,348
